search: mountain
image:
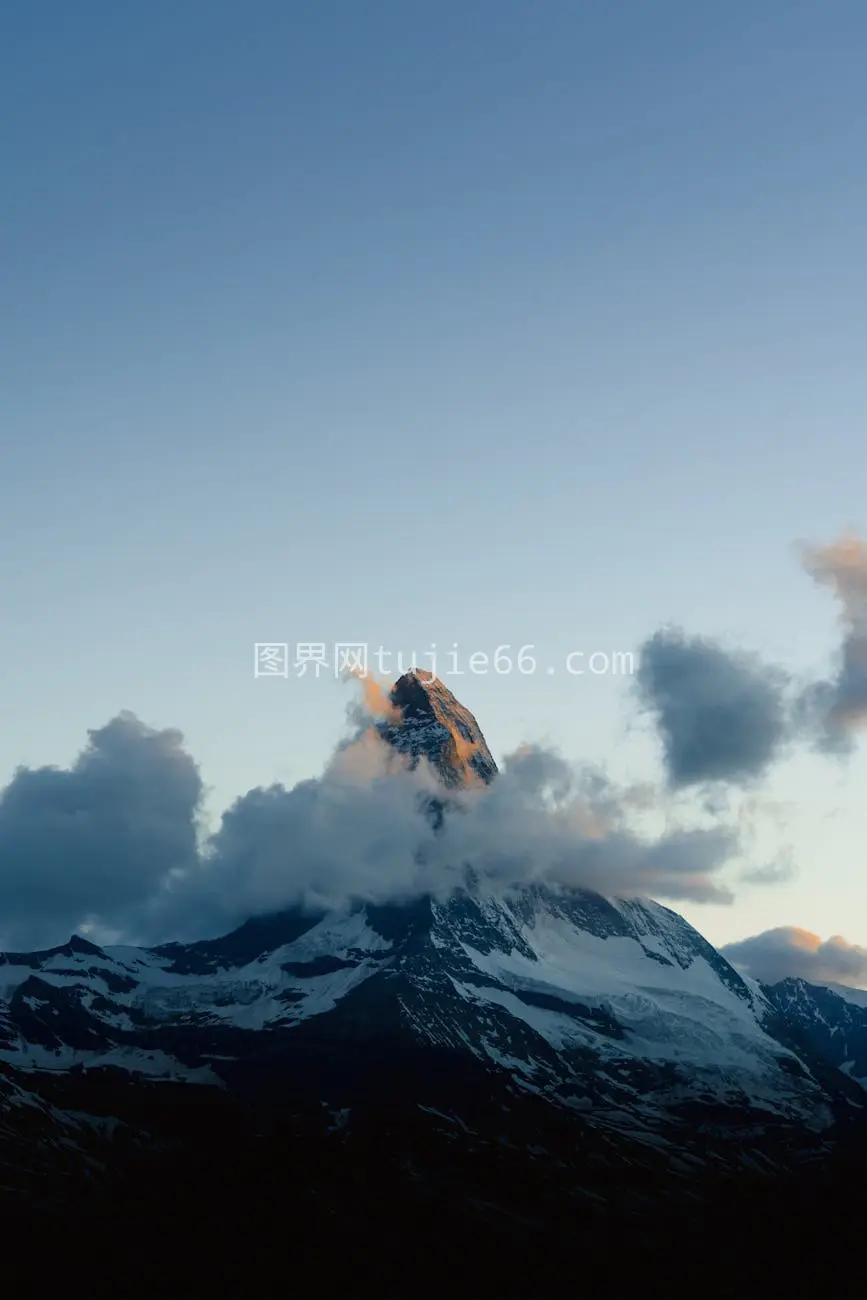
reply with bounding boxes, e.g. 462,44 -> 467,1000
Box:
1,671 -> 865,1293
0,887 -> 850,1149
764,976 -> 867,1088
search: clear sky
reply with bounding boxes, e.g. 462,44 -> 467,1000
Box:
3,1 -> 867,960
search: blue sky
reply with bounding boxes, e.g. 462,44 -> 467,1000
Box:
3,1 -> 867,960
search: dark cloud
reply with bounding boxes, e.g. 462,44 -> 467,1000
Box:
635,629 -> 790,788
633,533 -> 867,785
721,926 -> 867,988
0,713 -> 202,949
0,700 -> 741,951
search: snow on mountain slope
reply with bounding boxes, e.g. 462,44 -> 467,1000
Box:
0,915 -> 392,1073
826,983 -> 867,1008
406,887 -> 837,1135
0,886 -> 838,1145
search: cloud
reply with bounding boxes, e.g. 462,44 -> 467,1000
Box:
0,713 -> 203,950
635,628 -> 790,788
738,851 -> 796,886
721,926 -> 867,988
633,533 -> 867,786
733,800 -> 797,885
0,691 -> 741,950
155,732 -> 738,942
344,668 -> 402,727
797,533 -> 867,751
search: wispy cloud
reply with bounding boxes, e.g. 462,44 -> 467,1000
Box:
797,533 -> 867,751
738,851 -> 796,886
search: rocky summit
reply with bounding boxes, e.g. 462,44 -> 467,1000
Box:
377,669 -> 499,786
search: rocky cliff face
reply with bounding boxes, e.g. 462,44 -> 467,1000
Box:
376,670 -> 498,786
763,976 -> 867,1087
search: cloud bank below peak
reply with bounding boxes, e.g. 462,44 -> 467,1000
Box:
721,926 -> 867,990
0,693 -> 748,952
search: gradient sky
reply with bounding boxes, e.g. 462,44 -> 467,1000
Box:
4,1 -> 867,957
